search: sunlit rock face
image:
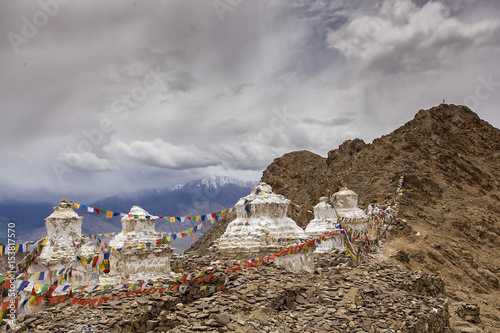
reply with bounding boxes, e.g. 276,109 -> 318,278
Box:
106,206 -> 173,282
30,198 -> 98,285
305,197 -> 343,253
217,183 -> 312,271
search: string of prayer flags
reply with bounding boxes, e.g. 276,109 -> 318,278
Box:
5,237 -> 48,275
71,201 -> 234,226
0,242 -> 34,256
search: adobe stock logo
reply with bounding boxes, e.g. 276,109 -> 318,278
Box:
7,0 -> 72,53
212,0 -> 244,21
463,74 -> 500,110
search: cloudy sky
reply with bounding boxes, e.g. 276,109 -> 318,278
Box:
1,0 -> 499,203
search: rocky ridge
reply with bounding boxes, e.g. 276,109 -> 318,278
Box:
189,104 -> 500,331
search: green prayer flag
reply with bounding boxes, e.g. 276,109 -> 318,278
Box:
40,284 -> 50,295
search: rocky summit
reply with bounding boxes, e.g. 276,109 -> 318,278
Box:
189,104 -> 500,332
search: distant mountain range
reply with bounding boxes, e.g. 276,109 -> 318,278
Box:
0,176 -> 255,252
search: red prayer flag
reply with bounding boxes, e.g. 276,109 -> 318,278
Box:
1,301 -> 8,312
35,296 -> 44,306
46,285 -> 57,297
95,208 -> 100,215
91,256 -> 99,268
49,297 -> 58,305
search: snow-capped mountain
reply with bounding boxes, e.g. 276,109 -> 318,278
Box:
189,176 -> 255,189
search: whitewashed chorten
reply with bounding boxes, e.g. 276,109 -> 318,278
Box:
29,198 -> 98,285
106,206 -> 173,282
304,197 -> 343,253
217,183 -> 313,271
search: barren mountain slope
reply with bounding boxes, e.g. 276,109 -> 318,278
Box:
188,104 -> 500,328
261,104 -> 500,329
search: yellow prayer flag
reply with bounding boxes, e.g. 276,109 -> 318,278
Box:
196,216 -> 201,222
33,272 -> 40,281
81,259 -> 86,266
74,203 -> 80,209
222,210 -> 227,217
166,236 -> 171,243
140,243 -> 145,248
34,283 -> 43,293
229,207 -> 234,213
41,238 -> 48,245
29,296 -> 37,306
169,217 -> 175,223
210,218 -> 215,224
106,211 -> 113,218
99,263 -> 105,271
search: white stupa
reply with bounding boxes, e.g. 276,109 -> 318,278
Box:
304,196 -> 343,253
29,198 -> 98,285
305,188 -> 369,253
217,183 -> 313,271
105,206 -> 173,282
334,187 -> 368,230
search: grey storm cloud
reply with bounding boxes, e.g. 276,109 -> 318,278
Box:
231,83 -> 254,95
0,0 -> 499,202
301,116 -> 355,127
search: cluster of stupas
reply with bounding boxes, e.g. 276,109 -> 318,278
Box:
216,183 -> 372,271
31,183 -> 372,279
304,187 -> 368,253
31,199 -> 173,285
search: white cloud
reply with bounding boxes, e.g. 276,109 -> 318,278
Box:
327,0 -> 500,74
57,152 -> 115,171
104,139 -> 221,170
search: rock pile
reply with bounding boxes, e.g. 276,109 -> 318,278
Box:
9,253 -> 452,333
